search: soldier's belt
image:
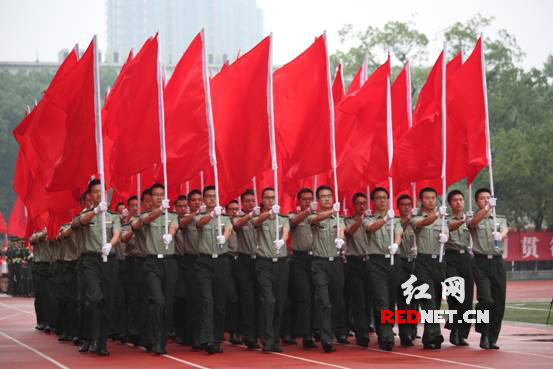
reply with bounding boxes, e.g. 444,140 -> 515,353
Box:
474,253 -> 501,260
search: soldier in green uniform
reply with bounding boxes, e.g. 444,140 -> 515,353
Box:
172,194 -> 188,344
444,189 -> 473,346
468,188 -> 508,350
410,187 -> 449,350
344,192 -> 371,348
251,187 -> 290,353
224,200 -> 241,345
365,187 -> 403,351
31,230 -> 48,331
308,185 -> 346,353
231,189 -> 260,349
80,179 -> 122,356
396,194 -> 418,346
288,188 -> 318,349
195,185 -> 233,354
132,183 -> 178,355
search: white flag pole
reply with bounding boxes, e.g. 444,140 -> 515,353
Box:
156,36 -> 170,248
185,180 -> 190,213
137,174 -> 141,212
267,34 -> 281,251
92,35 -> 108,263
386,75 -> 395,266
201,30 -> 223,242
323,32 -> 341,246
252,176 -> 258,208
406,60 -> 418,257
439,43 -> 448,263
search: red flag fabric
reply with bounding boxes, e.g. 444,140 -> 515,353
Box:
7,196 -> 28,239
106,36 -> 160,179
391,64 -> 411,142
0,211 -> 6,234
448,39 -> 488,184
163,32 -> 210,186
211,36 -> 271,204
274,35 -> 331,186
347,64 -> 363,94
332,64 -> 345,106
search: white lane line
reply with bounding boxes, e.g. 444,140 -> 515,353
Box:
506,306 -> 550,312
0,331 -> 70,369
498,350 -> 553,359
0,313 -> 20,321
0,301 -> 34,315
124,342 -> 211,369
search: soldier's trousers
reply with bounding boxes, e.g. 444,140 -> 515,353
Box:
471,255 -> 506,344
196,254 -> 230,344
311,258 -> 346,344
56,261 -> 78,337
236,254 -> 257,341
289,252 -> 314,338
32,262 -> 49,326
179,255 -> 201,346
143,255 -> 177,349
367,254 -> 400,346
255,257 -> 289,346
397,257 -> 417,341
82,253 -> 118,349
112,259 -> 132,338
345,256 -> 371,342
225,255 -> 240,335
414,254 -> 446,345
126,257 -> 146,343
76,257 -> 90,341
46,262 -> 58,329
444,251 -> 474,339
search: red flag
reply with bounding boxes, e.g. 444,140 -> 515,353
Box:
211,36 -> 271,204
332,63 -> 345,106
7,196 -> 28,239
0,211 -> 6,234
391,64 -> 411,142
164,32 -> 210,185
448,40 -> 488,184
274,35 -> 331,185
347,63 -> 364,94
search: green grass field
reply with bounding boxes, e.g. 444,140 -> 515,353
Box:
504,301 -> 553,325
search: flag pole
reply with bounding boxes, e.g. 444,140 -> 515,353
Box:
252,176 -> 258,207
323,32 -> 341,245
406,60 -> 418,258
366,185 -> 371,215
137,174 -> 141,212
439,43 -> 448,263
201,29 -> 223,242
386,75 -> 395,266
267,33 -> 281,251
92,35 -> 108,263
156,35 -> 170,248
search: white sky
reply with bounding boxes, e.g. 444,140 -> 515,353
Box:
0,0 -> 551,70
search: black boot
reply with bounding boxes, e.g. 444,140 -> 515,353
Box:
303,337 -> 317,349
322,341 -> 336,353
479,334 -> 490,350
88,340 -> 98,353
78,341 -> 90,353
356,336 -> 369,348
450,329 -> 460,346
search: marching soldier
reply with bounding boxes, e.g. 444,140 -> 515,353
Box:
224,200 -> 241,345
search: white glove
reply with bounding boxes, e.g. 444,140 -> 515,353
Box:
438,206 -> 447,217
199,204 -> 207,213
489,197 -> 497,208
161,199 -> 170,211
411,207 -> 418,216
385,209 -> 395,222
388,243 -> 399,255
121,208 -> 129,218
94,201 -> 107,215
332,202 -> 340,214
210,205 -> 223,218
493,231 -> 502,242
439,233 -> 449,244
310,201 -> 318,213
252,206 -> 260,217
271,205 -> 280,215
365,209 -> 372,217
162,234 -> 172,245
274,239 -> 285,249
335,238 -> 345,250
466,210 -> 474,218
101,242 -> 112,255
216,235 -> 226,245
410,246 -> 418,257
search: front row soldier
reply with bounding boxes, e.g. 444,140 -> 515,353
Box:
365,187 -> 403,351
469,188 -> 508,350
410,187 -> 448,350
253,187 -> 290,353
308,185 -> 347,353
132,183 -> 178,355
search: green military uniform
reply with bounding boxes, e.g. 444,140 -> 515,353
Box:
195,213 -> 233,348
112,219 -> 133,343
397,220 -> 418,342
344,216 -> 371,345
288,213 -> 315,340
444,214 -> 474,342
308,214 -> 346,347
56,224 -> 79,341
31,231 -> 49,330
365,215 -> 403,348
140,211 -> 178,352
128,214 -> 149,347
43,235 -> 57,332
253,214 -> 289,349
72,213 -> 89,346
410,212 -> 448,347
225,226 -> 240,339
80,210 -> 121,353
470,214 -> 508,346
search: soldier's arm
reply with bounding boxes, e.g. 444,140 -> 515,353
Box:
110,228 -> 121,246
121,228 -> 134,242
345,217 -> 363,235
282,226 -> 290,242
468,207 -> 490,228
141,207 -> 163,225
253,211 -> 272,226
169,222 -> 178,237
234,213 -> 254,229
448,218 -> 465,232
80,210 -> 96,225
179,213 -> 196,227
366,218 -> 386,233
289,209 -> 310,226
308,209 -> 333,225
414,212 -> 438,229
223,222 -> 233,240
196,214 -> 214,228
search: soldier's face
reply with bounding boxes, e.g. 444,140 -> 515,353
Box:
476,192 -> 491,210
227,203 -> 239,217
373,191 -> 389,212
298,192 -> 313,210
398,199 -> 412,217
151,188 -> 164,208
142,195 -> 153,212
262,190 -> 275,210
242,195 -> 256,212
116,204 -> 125,215
353,197 -> 367,215
175,200 -> 187,216
203,190 -> 217,208
90,185 -> 102,205
188,194 -> 202,212
128,200 -> 139,216
449,194 -> 465,212
317,189 -> 333,210
421,192 -> 437,210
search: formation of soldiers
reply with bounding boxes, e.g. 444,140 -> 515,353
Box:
29,178 -> 509,356
2,238 -> 33,297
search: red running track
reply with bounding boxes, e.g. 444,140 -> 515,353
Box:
0,280 -> 552,369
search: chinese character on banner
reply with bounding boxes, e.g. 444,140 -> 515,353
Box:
401,274 -> 431,305
441,276 -> 465,303
549,237 -> 553,257
521,236 -> 540,259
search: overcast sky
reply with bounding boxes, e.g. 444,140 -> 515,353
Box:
0,0 -> 551,70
